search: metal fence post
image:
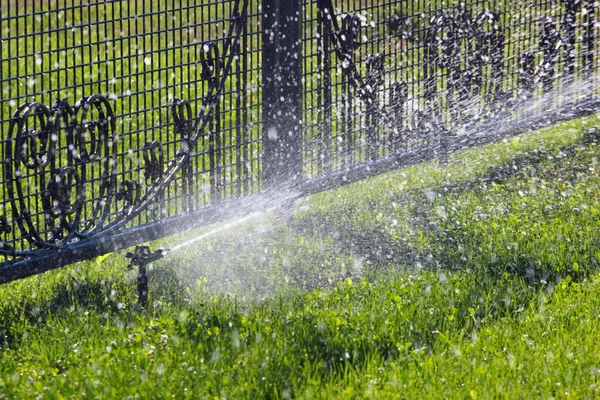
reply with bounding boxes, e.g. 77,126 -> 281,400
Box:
262,0 -> 303,191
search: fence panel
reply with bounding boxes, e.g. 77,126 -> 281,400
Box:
301,0 -> 600,192
0,0 -> 599,283
0,0 -> 264,281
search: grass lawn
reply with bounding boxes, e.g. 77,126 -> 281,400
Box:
1,116 -> 600,398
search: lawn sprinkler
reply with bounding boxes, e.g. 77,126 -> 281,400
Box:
125,246 -> 169,308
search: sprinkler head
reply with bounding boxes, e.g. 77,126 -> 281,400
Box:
124,245 -> 168,269
124,245 -> 169,308
156,248 -> 171,257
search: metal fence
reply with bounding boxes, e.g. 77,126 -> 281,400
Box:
0,0 -> 598,283
301,0 -> 600,192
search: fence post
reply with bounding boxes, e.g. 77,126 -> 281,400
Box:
262,0 -> 303,191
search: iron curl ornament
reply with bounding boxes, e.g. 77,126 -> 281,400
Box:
69,95 -> 118,235
171,98 -> 195,212
116,180 -> 140,220
3,95 -> 117,252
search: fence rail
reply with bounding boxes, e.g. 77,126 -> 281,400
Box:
0,0 -> 598,283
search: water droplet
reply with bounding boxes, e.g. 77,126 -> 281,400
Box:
267,127 -> 278,140
426,190 -> 437,202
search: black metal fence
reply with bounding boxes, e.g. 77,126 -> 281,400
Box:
301,0 -> 600,192
0,0 -> 598,283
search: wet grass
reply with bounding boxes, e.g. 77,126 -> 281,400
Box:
1,116 -> 600,398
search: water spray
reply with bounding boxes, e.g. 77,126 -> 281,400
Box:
121,198 -> 290,307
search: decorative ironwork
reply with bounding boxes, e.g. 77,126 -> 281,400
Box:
390,81 -> 408,153
171,99 -> 194,212
116,180 -> 140,220
4,95 -> 117,249
142,141 -> 164,182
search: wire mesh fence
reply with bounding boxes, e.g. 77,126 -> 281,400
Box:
301,0 -> 599,185
0,0 -> 598,282
0,0 -> 261,268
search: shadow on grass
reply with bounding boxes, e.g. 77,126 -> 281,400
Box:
0,257 -> 193,346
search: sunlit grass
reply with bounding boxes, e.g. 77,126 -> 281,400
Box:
0,115 -> 599,397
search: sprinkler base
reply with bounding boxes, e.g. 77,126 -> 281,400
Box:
124,246 -> 168,308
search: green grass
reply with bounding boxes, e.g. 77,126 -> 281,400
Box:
0,116 -> 600,397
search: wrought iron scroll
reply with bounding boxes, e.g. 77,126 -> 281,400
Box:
171,99 -> 194,212
72,95 -> 118,235
366,54 -> 385,161
3,94 -> 119,253
116,180 -> 140,220
390,81 -> 408,153
6,102 -> 60,250
199,42 -> 223,204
